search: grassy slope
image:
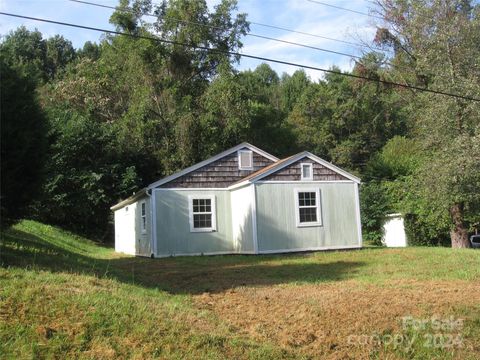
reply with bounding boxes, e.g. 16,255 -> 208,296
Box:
0,221 -> 291,359
1,220 -> 479,359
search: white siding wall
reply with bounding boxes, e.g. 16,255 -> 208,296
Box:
114,202 -> 137,255
114,196 -> 152,256
230,184 -> 255,253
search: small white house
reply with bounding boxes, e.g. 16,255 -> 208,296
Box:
382,213 -> 407,247
111,142 -> 363,257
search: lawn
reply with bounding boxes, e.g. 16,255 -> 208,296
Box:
1,220 -> 479,359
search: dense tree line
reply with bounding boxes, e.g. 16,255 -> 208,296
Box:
1,0 -> 478,246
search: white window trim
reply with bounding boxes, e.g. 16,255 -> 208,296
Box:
188,195 -> 217,233
300,162 -> 313,181
238,150 -> 253,170
140,201 -> 147,234
294,188 -> 322,227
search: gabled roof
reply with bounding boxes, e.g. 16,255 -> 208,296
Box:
147,142 -> 279,189
231,151 -> 360,187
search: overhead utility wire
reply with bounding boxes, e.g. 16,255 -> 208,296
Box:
70,0 -> 421,77
248,21 -> 381,50
1,12 -> 478,103
68,0 -> 363,61
306,0 -> 385,20
69,0 -> 383,52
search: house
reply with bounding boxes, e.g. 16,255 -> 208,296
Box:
111,142 -> 362,257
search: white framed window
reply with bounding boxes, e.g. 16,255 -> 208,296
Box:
140,201 -> 147,233
188,195 -> 217,232
238,150 -> 253,170
300,163 -> 313,181
294,188 -> 322,227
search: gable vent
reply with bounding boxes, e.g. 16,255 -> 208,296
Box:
238,150 -> 253,170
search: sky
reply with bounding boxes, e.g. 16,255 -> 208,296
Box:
0,0 -> 378,81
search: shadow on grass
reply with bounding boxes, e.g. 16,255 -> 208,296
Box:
1,229 -> 365,295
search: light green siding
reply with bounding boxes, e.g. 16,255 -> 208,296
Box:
154,190 -> 233,256
255,183 -> 360,252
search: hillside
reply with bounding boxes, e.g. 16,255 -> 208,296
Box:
1,220 -> 479,359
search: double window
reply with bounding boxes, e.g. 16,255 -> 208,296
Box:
295,189 -> 322,227
189,195 -> 216,232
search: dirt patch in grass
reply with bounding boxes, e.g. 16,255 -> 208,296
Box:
194,279 -> 480,359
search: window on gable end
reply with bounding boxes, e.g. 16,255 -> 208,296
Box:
301,163 -> 313,181
238,150 -> 253,170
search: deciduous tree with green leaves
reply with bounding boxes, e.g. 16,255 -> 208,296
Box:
0,58 -> 48,226
374,0 -> 480,247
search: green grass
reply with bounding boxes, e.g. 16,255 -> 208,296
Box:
1,220 -> 479,359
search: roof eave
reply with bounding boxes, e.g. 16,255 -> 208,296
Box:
110,188 -> 148,211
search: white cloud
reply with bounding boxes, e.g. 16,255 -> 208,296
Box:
235,0 -> 377,80
1,0 -> 378,76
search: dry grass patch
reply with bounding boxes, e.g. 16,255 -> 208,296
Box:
195,280 -> 480,359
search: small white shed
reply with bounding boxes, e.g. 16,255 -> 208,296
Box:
382,213 -> 407,247
113,190 -> 152,257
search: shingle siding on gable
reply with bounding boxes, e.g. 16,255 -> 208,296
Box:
159,148 -> 274,188
263,157 -> 348,181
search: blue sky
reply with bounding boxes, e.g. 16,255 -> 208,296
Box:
0,0 -> 377,80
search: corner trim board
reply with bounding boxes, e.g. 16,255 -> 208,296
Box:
251,184 -> 259,254
354,182 -> 363,247
151,189 -> 158,257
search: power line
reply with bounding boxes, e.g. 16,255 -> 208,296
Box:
69,0 -> 420,77
1,12 -> 478,103
69,0 -> 382,54
249,21 -> 381,51
68,0 -> 418,78
306,0 -> 384,20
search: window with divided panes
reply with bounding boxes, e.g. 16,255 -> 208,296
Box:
295,189 -> 322,226
192,198 -> 212,228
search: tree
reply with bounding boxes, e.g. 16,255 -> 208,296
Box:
33,0 -> 251,238
0,26 -> 76,83
45,35 -> 76,79
280,70 -> 310,112
374,0 -> 480,247
36,109 -> 142,239
288,60 -> 408,172
77,41 -> 101,61
0,59 -> 48,226
0,26 -> 47,84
